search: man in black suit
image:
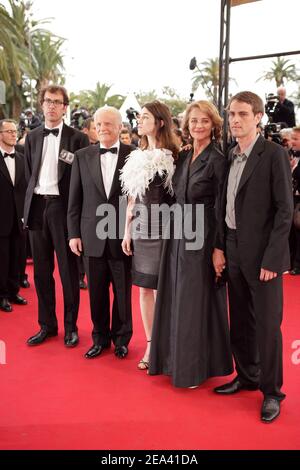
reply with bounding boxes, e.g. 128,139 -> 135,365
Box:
24,85 -> 89,347
213,91 -> 293,423
68,106 -> 133,359
273,86 -> 296,128
0,119 -> 27,312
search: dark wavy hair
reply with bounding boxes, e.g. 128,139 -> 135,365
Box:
39,85 -> 69,106
140,100 -> 179,159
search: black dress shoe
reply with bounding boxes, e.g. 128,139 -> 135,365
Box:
64,331 -> 79,348
290,267 -> 300,275
0,298 -> 12,313
8,294 -> 27,305
261,397 -> 280,423
79,279 -> 88,290
27,329 -> 58,346
214,377 -> 259,395
84,344 -> 110,359
114,345 -> 128,359
20,279 -> 30,288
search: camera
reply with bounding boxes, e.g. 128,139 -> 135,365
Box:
70,107 -> 90,130
265,93 -> 279,121
264,122 -> 283,145
126,107 -> 139,127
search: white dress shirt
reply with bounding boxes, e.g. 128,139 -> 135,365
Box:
100,141 -> 120,198
1,146 -> 15,185
34,121 -> 64,195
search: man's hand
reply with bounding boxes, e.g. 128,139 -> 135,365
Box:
260,268 -> 277,282
69,238 -> 83,256
213,248 -> 226,277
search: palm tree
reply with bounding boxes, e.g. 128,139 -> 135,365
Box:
0,4 -> 23,85
31,32 -> 65,96
258,57 -> 299,88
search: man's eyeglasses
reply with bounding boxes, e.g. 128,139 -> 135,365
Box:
43,98 -> 65,107
0,130 -> 18,135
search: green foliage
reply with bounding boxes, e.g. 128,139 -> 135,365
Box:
257,57 -> 299,88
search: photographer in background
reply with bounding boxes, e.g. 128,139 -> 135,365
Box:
273,86 -> 296,128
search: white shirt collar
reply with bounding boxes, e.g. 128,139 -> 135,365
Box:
99,140 -> 120,152
0,146 -> 15,156
44,120 -> 64,135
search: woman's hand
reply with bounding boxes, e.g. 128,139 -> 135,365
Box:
213,248 -> 226,277
122,235 -> 132,256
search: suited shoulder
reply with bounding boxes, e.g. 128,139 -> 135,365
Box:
210,144 -> 225,161
75,144 -> 96,158
26,124 -> 44,140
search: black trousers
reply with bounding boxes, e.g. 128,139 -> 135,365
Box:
29,196 -> 79,333
84,247 -> 132,347
226,229 -> 285,401
0,227 -> 21,299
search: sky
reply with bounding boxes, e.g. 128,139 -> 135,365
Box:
15,0 -> 300,106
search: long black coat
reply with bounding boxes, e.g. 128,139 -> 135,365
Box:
23,123 -> 89,228
149,143 -> 233,387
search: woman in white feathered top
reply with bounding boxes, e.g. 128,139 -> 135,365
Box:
120,101 -> 178,370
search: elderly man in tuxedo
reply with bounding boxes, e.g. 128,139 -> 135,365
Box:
24,85 -> 89,347
0,119 -> 27,312
68,106 -> 133,359
213,91 -> 293,423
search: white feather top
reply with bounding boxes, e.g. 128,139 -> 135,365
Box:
120,148 -> 175,200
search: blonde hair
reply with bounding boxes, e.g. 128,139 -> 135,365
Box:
182,100 -> 223,141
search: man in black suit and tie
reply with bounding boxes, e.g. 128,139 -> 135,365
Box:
0,119 -> 27,312
24,85 -> 89,347
68,106 -> 133,359
213,91 -> 293,423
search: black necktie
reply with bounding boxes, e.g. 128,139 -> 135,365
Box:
99,147 -> 118,155
3,152 -> 15,159
43,128 -> 59,137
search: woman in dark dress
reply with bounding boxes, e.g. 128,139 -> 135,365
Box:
149,100 -> 233,387
120,101 -> 178,369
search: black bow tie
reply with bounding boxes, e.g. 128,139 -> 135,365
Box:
3,152 -> 15,159
99,147 -> 118,155
43,128 -> 59,137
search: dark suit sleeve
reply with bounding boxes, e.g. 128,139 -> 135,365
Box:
67,151 -> 83,240
261,147 -> 293,272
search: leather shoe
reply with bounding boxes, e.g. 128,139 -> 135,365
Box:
9,294 -> 27,305
64,331 -> 79,348
20,278 -> 30,288
214,377 -> 259,395
79,279 -> 88,290
0,298 -> 12,312
290,267 -> 300,275
114,345 -> 128,359
261,398 -> 280,423
27,329 -> 58,346
84,344 -> 110,359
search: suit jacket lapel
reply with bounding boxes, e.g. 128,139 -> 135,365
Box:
58,123 -> 69,182
85,144 -> 107,200
0,154 -> 13,185
14,152 -> 23,187
32,126 -> 44,179
188,142 -> 213,179
236,135 -> 265,195
108,143 -> 129,200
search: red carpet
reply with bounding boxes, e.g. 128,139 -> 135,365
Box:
0,265 -> 299,450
